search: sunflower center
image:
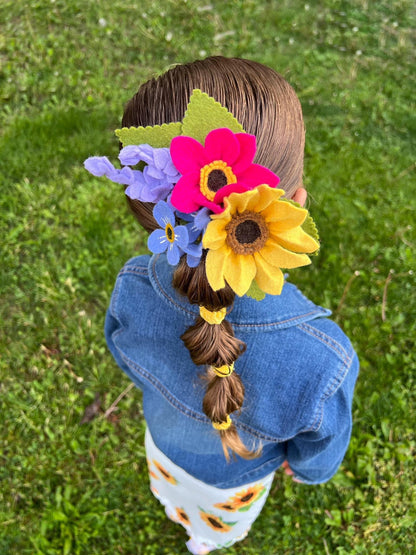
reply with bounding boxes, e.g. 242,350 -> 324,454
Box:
165,223 -> 175,243
240,493 -> 254,502
208,517 -> 223,529
235,220 -> 261,244
226,211 -> 269,255
200,160 -> 237,202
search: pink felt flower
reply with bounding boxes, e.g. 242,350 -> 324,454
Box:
170,128 -> 280,214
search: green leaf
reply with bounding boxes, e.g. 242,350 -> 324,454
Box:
246,280 -> 266,301
115,122 -> 182,148
181,89 -> 244,144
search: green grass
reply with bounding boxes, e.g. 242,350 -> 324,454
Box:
1,0 -> 415,553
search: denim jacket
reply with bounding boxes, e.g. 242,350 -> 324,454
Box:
105,254 -> 359,488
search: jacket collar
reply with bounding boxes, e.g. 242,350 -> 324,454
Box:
148,254 -> 330,331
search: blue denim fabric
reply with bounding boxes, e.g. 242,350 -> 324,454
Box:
105,254 -> 359,487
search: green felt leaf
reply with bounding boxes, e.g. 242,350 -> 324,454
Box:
181,89 -> 244,145
115,122 -> 182,148
246,280 -> 266,301
280,198 -> 320,253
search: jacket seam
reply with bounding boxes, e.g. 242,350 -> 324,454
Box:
298,322 -> 350,361
303,344 -> 354,432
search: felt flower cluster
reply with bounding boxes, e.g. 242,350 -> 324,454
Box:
84,144 -> 181,203
84,89 -> 319,298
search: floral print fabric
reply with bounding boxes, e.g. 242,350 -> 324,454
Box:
145,429 -> 275,551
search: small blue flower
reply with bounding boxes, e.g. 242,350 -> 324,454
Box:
148,201 -> 189,265
175,207 -> 210,267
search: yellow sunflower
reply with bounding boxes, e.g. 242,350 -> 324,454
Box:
199,509 -> 237,533
203,185 -> 319,296
214,484 -> 266,512
175,507 -> 191,526
152,459 -> 177,485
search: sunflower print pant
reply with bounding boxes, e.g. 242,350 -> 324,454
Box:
145,429 -> 275,551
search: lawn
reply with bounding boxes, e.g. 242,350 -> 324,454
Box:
1,0 -> 415,553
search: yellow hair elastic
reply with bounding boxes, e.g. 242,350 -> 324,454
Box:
212,362 -> 235,378
199,306 -> 227,325
212,415 -> 232,431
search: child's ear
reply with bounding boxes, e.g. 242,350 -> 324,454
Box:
291,187 -> 307,207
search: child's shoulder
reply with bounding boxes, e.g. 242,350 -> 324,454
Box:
117,254 -> 151,276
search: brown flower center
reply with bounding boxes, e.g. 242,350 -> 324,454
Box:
200,160 -> 237,201
208,169 -> 228,192
240,492 -> 254,503
226,211 -> 269,255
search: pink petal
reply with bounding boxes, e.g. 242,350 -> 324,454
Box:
193,191 -> 224,213
232,134 -> 257,174
170,136 -> 207,174
214,183 -> 250,204
204,128 -> 240,166
170,172 -> 202,213
237,164 -> 280,187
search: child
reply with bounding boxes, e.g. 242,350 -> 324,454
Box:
85,56 -> 359,554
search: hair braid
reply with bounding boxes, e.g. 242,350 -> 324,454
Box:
173,256 -> 260,460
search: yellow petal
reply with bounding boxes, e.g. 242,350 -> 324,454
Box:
223,251 -> 256,297
254,253 -> 284,295
261,239 -> 311,269
203,218 -> 228,250
205,245 -> 229,290
269,225 -> 319,253
224,188 -> 258,214
249,185 -> 285,212
262,200 -> 307,229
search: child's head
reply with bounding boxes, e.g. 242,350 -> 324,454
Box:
113,56 -> 312,460
122,56 -> 306,232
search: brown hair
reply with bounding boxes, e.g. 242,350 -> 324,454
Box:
121,56 -> 305,460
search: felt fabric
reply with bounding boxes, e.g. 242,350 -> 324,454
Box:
115,122 -> 182,148
181,89 -> 244,145
147,201 -> 190,265
170,128 -> 280,214
203,186 -> 319,297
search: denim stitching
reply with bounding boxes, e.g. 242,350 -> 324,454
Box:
303,346 -> 354,432
298,322 -> 349,361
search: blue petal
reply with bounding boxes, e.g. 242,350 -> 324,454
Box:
187,253 -> 202,268
194,207 -> 211,231
173,225 -> 189,249
148,229 -> 168,254
153,201 -> 175,228
166,242 -> 181,265
184,242 -> 202,258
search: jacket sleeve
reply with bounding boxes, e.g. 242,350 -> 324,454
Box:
286,350 -> 359,484
104,295 -> 144,390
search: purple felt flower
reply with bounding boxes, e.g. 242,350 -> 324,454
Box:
84,145 -> 181,204
121,145 -> 181,203
84,156 -> 136,185
148,201 -> 189,265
